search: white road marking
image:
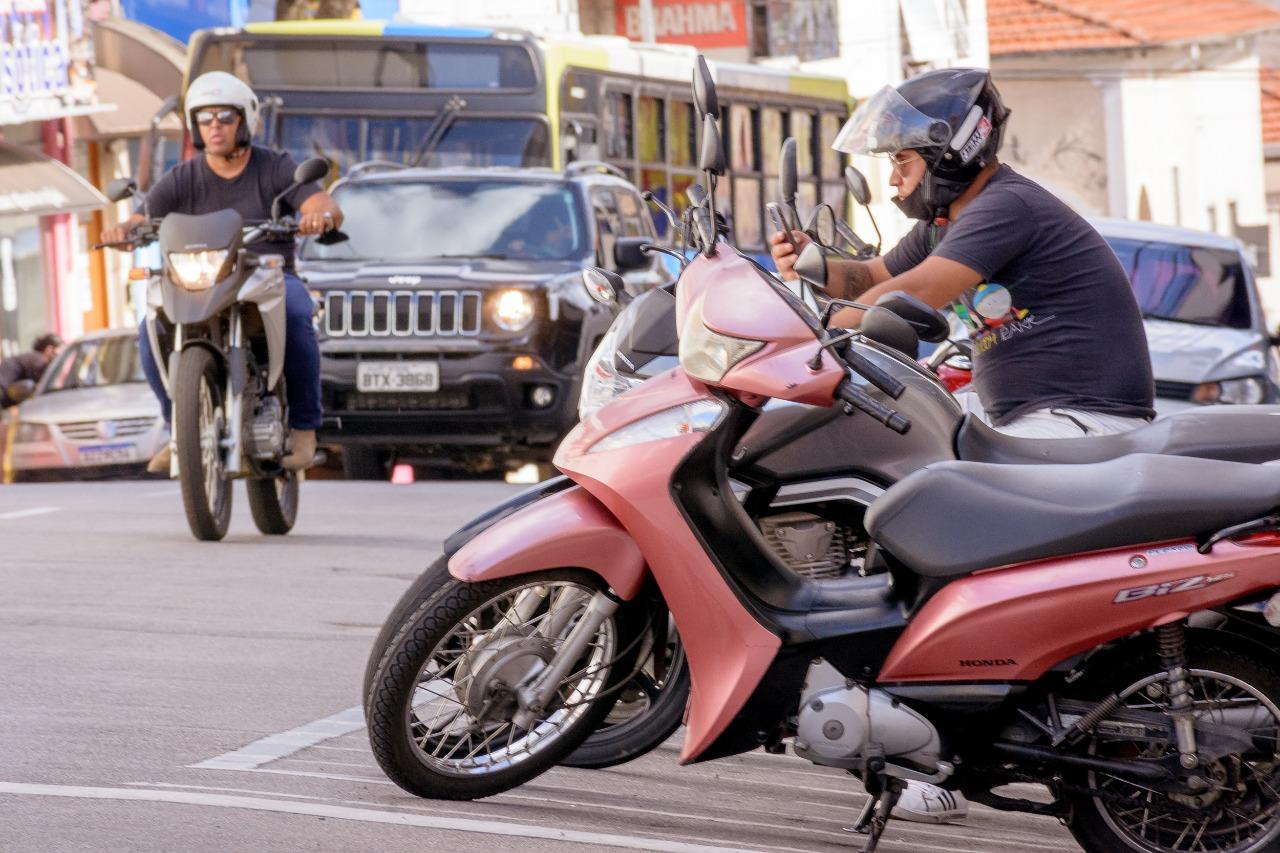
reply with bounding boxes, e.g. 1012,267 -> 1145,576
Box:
190,706 -> 364,770
0,507 -> 60,521
0,782 -> 751,853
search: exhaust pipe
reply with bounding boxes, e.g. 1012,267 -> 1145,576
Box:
993,741 -> 1174,784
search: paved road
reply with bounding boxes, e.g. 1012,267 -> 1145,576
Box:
0,480 -> 1081,852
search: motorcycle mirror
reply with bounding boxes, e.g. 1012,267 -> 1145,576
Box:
793,242 -> 828,288
697,113 -> 725,176
844,166 -> 871,207
806,204 -> 838,247
6,379 -> 36,405
875,290 -> 951,343
294,157 -> 329,185
105,177 -> 138,204
861,306 -> 920,357
780,138 -> 799,208
582,267 -> 623,306
692,55 -> 719,120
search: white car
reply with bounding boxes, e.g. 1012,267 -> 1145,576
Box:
4,329 -> 167,482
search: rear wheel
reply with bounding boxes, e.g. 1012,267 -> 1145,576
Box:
366,569 -> 644,800
246,471 -> 299,535
174,347 -> 232,541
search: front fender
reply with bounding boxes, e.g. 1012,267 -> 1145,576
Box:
448,485 -> 647,600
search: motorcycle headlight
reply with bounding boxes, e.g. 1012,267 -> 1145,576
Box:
678,295 -> 763,384
1194,376 -> 1266,405
14,422 -> 51,443
578,321 -> 646,420
493,288 -> 535,331
588,399 -> 726,454
167,250 -> 228,292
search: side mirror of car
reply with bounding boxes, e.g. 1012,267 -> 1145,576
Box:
793,242 -> 828,287
613,236 -> 650,272
106,177 -> 138,204
875,290 -> 950,343
6,379 -> 36,405
294,157 -> 329,185
861,306 -> 920,357
583,267 -> 624,306
845,166 -> 871,207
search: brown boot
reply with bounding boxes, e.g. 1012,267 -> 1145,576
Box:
281,429 -> 317,471
146,443 -> 172,475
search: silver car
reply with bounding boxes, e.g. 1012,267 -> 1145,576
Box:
1093,218 -> 1280,416
4,329 -> 166,482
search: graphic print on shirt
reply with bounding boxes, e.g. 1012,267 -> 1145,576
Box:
952,282 -> 1055,354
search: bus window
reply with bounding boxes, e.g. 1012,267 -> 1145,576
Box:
637,96 -> 666,163
792,111 -> 815,176
732,177 -> 763,249
423,119 -> 550,167
669,102 -> 696,168
729,105 -> 760,172
821,113 -> 844,179
280,115 -> 363,174
761,108 -> 784,176
605,91 -> 633,160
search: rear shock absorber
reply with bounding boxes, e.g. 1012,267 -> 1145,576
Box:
1156,621 -> 1200,770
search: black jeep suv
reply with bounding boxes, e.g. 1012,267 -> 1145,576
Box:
298,163 -> 668,478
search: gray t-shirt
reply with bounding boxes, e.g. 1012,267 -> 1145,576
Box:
146,146 -> 320,271
884,165 -> 1155,425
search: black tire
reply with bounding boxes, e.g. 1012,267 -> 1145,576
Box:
366,569 -> 645,800
342,446 -> 388,480
363,556 -> 455,704
561,619 -> 689,769
1065,639 -> 1280,853
246,471 -> 299,535
174,346 -> 232,541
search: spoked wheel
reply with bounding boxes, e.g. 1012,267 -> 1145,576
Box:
1066,644 -> 1280,853
561,610 -> 689,769
175,347 -> 232,541
366,569 -> 644,800
246,469 -> 299,535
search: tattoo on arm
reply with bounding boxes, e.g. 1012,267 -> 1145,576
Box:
832,261 -> 874,301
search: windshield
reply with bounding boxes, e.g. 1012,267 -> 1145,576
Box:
1106,237 -> 1253,329
278,116 -> 550,175
303,180 -> 588,262
40,336 -> 144,394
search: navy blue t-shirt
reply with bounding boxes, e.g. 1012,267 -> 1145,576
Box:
884,165 -> 1155,425
146,146 -> 320,271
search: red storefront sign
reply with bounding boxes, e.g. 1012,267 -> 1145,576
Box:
616,0 -> 748,49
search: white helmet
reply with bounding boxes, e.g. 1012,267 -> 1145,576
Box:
185,71 -> 260,150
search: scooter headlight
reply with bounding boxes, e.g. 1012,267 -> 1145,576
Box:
678,294 -> 763,384
587,399 -> 726,454
167,250 -> 229,292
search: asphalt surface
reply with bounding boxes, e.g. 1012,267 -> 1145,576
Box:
0,480 -> 1081,852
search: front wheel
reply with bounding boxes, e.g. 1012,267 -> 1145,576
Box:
174,346 -> 232,541
246,471 -> 299,535
366,569 -> 644,800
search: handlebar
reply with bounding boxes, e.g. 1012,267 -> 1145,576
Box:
836,380 -> 911,435
844,346 -> 906,399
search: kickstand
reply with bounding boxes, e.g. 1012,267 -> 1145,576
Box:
843,777 -> 904,853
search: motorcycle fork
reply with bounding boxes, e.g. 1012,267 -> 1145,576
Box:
224,307 -> 247,475
165,325 -> 184,478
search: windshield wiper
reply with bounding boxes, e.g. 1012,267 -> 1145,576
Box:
411,95 -> 467,167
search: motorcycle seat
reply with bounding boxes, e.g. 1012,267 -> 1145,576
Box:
865,454 -> 1280,578
956,406 -> 1280,466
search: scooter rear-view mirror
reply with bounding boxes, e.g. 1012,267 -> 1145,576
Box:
806,204 -> 838,248
875,290 -> 951,343
106,177 -> 138,204
845,166 -> 871,207
793,242 -> 828,288
692,55 -> 719,120
294,157 -> 329,186
860,306 -> 920,357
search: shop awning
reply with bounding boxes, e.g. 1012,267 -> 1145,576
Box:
0,141 -> 108,218
74,69 -> 183,140
92,19 -> 187,102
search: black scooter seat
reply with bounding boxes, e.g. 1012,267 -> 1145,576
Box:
866,454 -> 1280,578
956,406 -> 1280,466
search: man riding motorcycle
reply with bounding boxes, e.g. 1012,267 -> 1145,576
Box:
770,68 -> 1157,823
100,71 -> 343,472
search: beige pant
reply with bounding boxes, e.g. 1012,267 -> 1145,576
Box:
955,392 -> 1150,438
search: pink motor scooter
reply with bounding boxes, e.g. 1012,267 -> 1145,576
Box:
367,59 -> 1280,853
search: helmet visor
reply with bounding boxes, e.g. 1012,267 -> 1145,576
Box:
832,85 -> 951,156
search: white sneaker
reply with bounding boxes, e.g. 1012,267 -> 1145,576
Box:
891,781 -> 968,824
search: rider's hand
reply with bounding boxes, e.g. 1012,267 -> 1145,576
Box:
98,225 -> 134,249
296,211 -> 333,236
769,230 -> 811,281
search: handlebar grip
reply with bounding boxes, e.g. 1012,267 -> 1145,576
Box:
836,382 -> 911,435
844,348 -> 906,399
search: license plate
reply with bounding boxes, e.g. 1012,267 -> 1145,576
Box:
356,361 -> 440,393
79,442 -> 137,465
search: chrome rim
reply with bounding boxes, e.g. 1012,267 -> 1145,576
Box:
197,375 -> 224,507
600,617 -> 683,727
1091,668 -> 1280,853
404,580 -> 617,777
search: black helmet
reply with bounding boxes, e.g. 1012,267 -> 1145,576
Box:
834,68 -> 1009,219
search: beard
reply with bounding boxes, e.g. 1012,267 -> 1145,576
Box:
891,185 -> 935,221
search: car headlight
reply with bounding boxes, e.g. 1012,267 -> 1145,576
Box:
167,250 -> 228,292
588,399 -> 726,454
578,321 -> 646,420
493,288 -> 535,331
1194,376 -> 1266,405
14,422 -> 51,443
678,294 -> 763,384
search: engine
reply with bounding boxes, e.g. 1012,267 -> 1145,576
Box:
247,396 -> 286,460
758,511 -> 866,580
794,660 -> 942,773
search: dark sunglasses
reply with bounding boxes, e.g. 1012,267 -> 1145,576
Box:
195,109 -> 239,127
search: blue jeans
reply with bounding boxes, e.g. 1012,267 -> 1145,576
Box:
139,272 -> 322,430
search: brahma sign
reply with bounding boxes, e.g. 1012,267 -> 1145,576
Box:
616,0 -> 748,50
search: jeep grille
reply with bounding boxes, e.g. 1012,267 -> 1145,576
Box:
323,290 -> 482,337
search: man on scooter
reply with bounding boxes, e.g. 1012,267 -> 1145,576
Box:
100,71 -> 343,472
770,69 -> 1157,824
